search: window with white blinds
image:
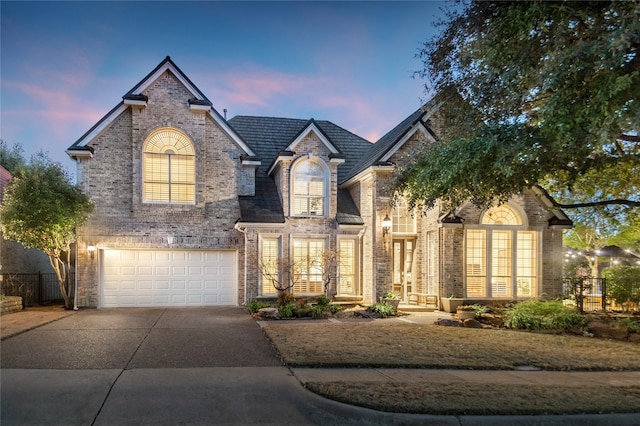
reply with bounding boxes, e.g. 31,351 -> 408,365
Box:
292,160 -> 326,216
143,128 -> 195,204
465,205 -> 538,298
292,238 -> 325,294
260,238 -> 280,295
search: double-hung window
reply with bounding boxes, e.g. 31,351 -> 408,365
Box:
143,128 -> 195,204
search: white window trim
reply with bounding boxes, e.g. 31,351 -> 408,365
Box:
464,226 -> 542,299
142,127 -> 196,205
290,235 -> 329,296
289,156 -> 330,218
337,235 -> 360,296
258,234 -> 282,296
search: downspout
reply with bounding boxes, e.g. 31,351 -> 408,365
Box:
73,230 -> 79,311
358,225 -> 366,300
234,223 -> 248,305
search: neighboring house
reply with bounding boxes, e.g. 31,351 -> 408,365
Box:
0,165 -> 54,275
67,57 -> 572,309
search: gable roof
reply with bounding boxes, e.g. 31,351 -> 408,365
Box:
228,116 -> 372,182
67,56 -> 256,158
343,103 -> 440,184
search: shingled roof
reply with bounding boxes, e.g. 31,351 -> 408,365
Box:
343,104 -> 437,182
230,115 -> 372,225
228,115 -> 372,183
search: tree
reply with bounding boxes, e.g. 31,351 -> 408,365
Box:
0,140 -> 26,174
252,246 -> 339,305
397,1 -> 639,218
0,154 -> 92,309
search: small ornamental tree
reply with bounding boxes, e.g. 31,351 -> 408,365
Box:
0,154 -> 93,309
603,266 -> 640,312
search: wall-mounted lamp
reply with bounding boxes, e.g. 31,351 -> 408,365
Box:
167,236 -> 174,245
87,244 -> 96,260
382,214 -> 392,236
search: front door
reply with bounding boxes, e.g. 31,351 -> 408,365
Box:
392,239 -> 415,301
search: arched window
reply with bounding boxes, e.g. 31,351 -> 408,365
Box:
481,204 -> 522,225
143,128 -> 195,204
291,159 -> 327,216
466,204 -> 537,299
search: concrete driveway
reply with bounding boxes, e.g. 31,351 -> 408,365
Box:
1,307 -> 445,426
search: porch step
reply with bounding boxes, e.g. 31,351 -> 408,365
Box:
332,297 -> 364,305
398,304 -> 436,312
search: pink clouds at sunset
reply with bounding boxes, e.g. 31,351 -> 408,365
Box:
1,1 -> 449,173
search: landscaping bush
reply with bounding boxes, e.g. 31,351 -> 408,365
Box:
602,266 -> 640,312
246,300 -> 273,314
616,317 -> 640,333
504,300 -> 587,331
278,302 -> 295,318
367,302 -> 396,318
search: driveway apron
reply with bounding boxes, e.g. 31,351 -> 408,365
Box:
2,307 -> 422,426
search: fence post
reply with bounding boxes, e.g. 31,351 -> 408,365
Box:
38,271 -> 43,305
601,277 -> 606,311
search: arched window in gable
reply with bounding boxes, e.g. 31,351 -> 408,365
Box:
291,158 -> 328,217
142,128 -> 195,204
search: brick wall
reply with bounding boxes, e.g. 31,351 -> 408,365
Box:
74,71 -> 251,307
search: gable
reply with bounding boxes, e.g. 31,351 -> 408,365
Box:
228,116 -> 371,182
342,103 -> 439,185
67,57 -> 256,160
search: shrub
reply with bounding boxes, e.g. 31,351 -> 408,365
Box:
246,300 -> 273,314
602,266 -> 640,312
617,317 -> 640,333
367,302 -> 396,318
309,304 -> 330,319
278,302 -> 295,318
316,294 -> 331,307
504,300 -> 586,331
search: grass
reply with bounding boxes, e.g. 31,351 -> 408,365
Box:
263,322 -> 640,370
305,382 -> 640,415
261,320 -> 640,415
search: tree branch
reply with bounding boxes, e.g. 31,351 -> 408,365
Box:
549,199 -> 640,209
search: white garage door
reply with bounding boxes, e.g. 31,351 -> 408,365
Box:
101,249 -> 237,308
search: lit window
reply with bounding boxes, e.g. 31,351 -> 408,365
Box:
338,238 -> 358,296
260,237 -> 280,295
465,205 -> 537,298
292,238 -> 325,294
143,128 -> 195,204
292,160 -> 326,216
392,198 -> 416,234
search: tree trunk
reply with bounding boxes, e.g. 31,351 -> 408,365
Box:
49,254 -> 72,309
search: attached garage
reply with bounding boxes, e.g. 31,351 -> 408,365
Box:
101,249 -> 237,308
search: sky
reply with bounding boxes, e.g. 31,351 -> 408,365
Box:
1,1 -> 450,176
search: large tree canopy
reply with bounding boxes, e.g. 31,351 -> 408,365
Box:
396,0 -> 639,218
0,153 -> 92,309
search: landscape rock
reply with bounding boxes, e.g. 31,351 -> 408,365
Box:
463,318 -> 483,328
587,320 -> 629,340
434,318 -> 460,327
627,333 -> 640,344
255,307 -> 280,319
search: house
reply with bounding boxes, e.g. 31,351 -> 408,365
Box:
67,57 -> 572,309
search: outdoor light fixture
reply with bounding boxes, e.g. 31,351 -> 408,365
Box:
87,244 -> 96,260
382,214 -> 392,236
167,236 -> 174,245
